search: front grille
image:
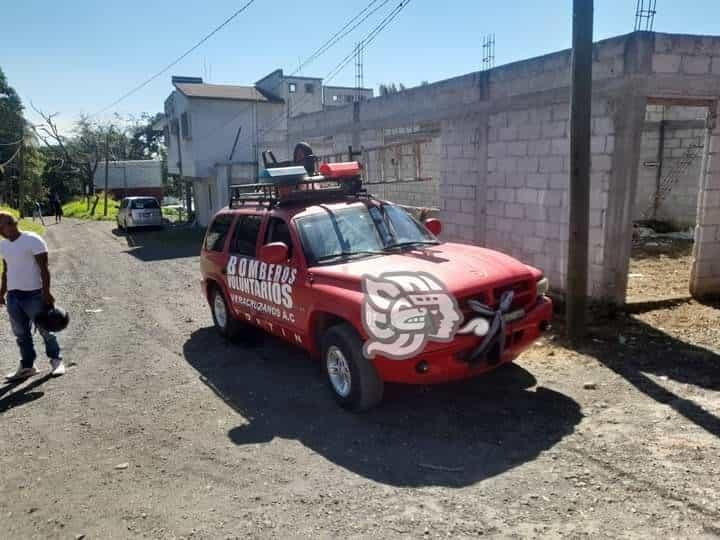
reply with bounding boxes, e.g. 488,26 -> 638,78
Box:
460,279 -> 535,314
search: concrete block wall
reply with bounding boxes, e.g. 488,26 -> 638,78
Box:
285,31 -> 720,302
691,103 -> 720,298
634,105 -> 707,228
438,114 -> 484,245
481,99 -> 613,296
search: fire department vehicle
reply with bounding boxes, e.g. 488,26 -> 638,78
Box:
200,145 -> 552,411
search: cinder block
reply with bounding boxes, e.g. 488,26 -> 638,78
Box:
682,55 -> 711,75
498,158 -> 518,173
508,142 -> 528,156
529,107 -> 552,124
488,142 -> 507,158
518,157 -> 540,173
506,173 -> 525,188
518,124 -> 541,140
540,190 -> 565,207
539,156 -> 564,173
713,57 -> 720,75
499,127 -> 518,141
652,54 -> 682,73
505,203 -> 524,219
592,117 -> 614,136
497,188 -> 515,201
526,173 -> 549,189
525,204 -> 547,221
487,172 -> 506,187
516,188 -> 539,204
528,140 -> 551,156
542,121 -> 566,138
507,109 -> 530,127
523,236 -> 545,253
551,138 -> 570,155
461,199 -> 476,213
444,198 -> 461,212
552,104 -> 570,121
591,155 -> 612,172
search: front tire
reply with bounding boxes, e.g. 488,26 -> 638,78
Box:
321,323 -> 384,412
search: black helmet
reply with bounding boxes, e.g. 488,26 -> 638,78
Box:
35,306 -> 70,333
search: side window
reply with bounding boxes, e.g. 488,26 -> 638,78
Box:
230,215 -> 262,256
205,214 -> 233,252
265,217 -> 293,259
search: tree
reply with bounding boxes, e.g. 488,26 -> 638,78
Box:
0,67 -> 26,207
378,82 -> 407,96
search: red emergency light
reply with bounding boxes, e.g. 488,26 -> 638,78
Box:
319,161 -> 362,179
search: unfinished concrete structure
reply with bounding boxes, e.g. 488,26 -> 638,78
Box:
288,31 -> 720,304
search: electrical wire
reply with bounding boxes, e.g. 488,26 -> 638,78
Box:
196,0 -> 412,148
92,0 -> 258,117
0,144 -> 22,169
0,136 -> 23,146
291,0 -> 390,76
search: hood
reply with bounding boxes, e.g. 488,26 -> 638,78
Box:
309,242 -> 538,297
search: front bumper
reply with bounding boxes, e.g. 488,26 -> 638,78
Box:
372,296 -> 553,384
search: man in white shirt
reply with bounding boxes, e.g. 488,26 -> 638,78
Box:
0,212 -> 64,381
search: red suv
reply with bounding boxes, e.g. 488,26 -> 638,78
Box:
200,163 -> 552,411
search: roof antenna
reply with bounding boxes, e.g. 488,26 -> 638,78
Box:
634,0 -> 657,31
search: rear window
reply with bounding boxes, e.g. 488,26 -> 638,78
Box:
131,199 -> 159,209
205,214 -> 234,252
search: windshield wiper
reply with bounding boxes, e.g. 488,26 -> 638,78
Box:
315,250 -> 385,263
385,240 -> 440,250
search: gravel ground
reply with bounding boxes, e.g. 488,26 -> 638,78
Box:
1,220 -> 718,539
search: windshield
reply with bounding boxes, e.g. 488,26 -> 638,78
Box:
295,203 -> 437,265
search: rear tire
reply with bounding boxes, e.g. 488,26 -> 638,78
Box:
210,287 -> 243,341
321,323 -> 384,412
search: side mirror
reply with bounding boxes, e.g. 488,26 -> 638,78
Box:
424,218 -> 442,236
259,242 -> 289,264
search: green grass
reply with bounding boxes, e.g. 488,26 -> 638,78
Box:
62,196 -> 120,221
0,205 -> 45,235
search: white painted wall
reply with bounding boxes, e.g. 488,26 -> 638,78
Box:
164,90 -> 286,179
93,160 -> 162,189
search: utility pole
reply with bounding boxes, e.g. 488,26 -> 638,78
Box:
104,129 -> 110,216
566,0 -> 593,342
17,144 -> 24,218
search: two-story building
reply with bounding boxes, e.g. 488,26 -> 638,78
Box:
162,71 -> 372,226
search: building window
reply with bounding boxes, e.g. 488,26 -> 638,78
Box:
345,95 -> 354,103
181,112 -> 191,139
305,83 -> 314,94
289,83 -> 296,93
332,95 -> 339,102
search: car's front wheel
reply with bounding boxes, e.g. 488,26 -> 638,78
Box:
321,323 -> 384,412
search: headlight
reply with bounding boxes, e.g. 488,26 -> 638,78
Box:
536,277 -> 549,298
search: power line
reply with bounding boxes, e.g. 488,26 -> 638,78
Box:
0,136 -> 23,146
291,0 -> 390,77
193,0 -> 413,164
0,144 -> 22,169
92,0 -> 258,117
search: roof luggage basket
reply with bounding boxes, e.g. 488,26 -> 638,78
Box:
229,159 -> 366,209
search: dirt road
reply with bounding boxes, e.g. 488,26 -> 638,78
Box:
1,220 -> 719,539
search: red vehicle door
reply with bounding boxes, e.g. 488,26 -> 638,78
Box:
223,210 -> 268,327
201,212 -> 235,300
260,214 -> 308,347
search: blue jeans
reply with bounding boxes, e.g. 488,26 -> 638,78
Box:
6,290 -> 61,368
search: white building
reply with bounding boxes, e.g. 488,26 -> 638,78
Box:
93,160 -> 163,200
161,72 -> 373,226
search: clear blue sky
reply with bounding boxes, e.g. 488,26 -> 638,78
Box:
2,0 -> 718,133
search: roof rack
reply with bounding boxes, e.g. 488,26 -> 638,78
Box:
229,173 -> 366,209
